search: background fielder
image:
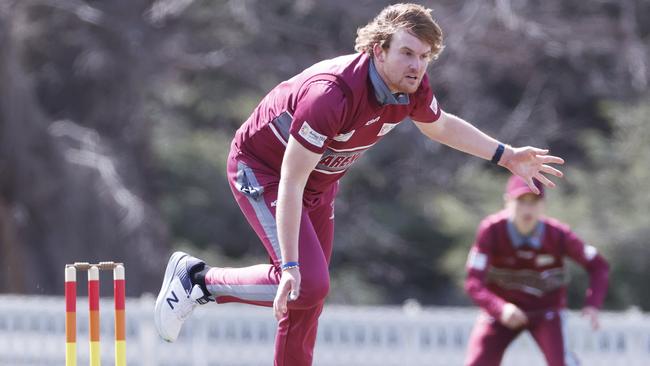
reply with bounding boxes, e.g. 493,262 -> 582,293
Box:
464,175 -> 609,366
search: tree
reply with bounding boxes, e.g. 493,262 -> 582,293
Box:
0,1 -> 169,295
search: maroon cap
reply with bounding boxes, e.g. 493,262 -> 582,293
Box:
506,175 -> 544,199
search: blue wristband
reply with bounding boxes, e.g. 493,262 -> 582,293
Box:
491,143 -> 505,164
281,261 -> 300,270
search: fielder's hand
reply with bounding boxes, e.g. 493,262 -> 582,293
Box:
500,302 -> 529,329
273,267 -> 301,321
499,146 -> 564,194
582,306 -> 600,330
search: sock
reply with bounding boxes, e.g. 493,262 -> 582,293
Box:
190,263 -> 212,297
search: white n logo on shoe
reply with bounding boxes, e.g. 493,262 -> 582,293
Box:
166,291 -> 179,309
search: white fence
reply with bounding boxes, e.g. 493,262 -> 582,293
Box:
0,294 -> 649,365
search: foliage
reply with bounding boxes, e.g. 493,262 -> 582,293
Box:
550,99 -> 650,310
432,98 -> 650,310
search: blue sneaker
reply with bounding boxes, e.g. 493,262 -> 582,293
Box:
154,251 -> 213,342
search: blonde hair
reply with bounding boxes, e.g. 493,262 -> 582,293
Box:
355,3 -> 444,59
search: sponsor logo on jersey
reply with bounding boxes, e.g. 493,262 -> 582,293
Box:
298,121 -> 327,148
365,116 -> 381,125
315,150 -> 364,174
467,249 -> 487,271
378,122 -> 399,136
333,130 -> 355,142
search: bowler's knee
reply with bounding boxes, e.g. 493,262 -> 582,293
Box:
297,274 -> 330,308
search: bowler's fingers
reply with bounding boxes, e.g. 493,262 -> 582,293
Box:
538,154 -> 565,166
273,284 -> 291,321
289,290 -> 298,301
534,172 -> 555,188
530,147 -> 549,155
289,281 -> 300,301
540,164 -> 563,178
524,176 -> 541,195
287,269 -> 301,301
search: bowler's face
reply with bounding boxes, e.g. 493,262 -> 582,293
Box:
373,29 -> 432,94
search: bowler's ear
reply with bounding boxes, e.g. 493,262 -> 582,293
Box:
372,43 -> 385,62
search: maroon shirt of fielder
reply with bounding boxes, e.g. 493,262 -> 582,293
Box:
464,177 -> 610,366
465,210 -> 610,318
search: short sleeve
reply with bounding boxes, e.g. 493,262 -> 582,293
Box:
409,73 -> 442,123
289,81 -> 347,154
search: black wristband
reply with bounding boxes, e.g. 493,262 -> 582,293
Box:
491,143 -> 505,164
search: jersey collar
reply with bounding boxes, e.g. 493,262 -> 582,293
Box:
507,220 -> 545,249
368,58 -> 410,106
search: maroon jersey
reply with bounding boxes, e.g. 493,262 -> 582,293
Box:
465,211 -> 609,318
231,52 -> 441,205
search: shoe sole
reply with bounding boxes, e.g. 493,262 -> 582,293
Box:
154,251 -> 188,342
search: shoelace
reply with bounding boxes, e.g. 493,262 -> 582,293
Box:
196,296 -> 214,305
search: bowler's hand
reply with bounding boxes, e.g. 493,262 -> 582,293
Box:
273,267 -> 301,321
499,146 -> 564,194
500,303 -> 528,329
582,306 -> 600,330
